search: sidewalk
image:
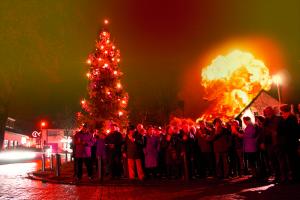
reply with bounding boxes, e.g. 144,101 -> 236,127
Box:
28,161 -> 77,185
27,161 -> 200,186
26,162 -> 300,199
27,161 -> 133,186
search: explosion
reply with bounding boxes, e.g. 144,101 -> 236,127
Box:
200,50 -> 272,121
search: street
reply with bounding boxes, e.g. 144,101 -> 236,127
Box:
0,161 -> 300,200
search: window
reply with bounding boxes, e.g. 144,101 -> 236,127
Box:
4,140 -> 8,149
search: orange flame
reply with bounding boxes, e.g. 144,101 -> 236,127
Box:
200,50 -> 272,121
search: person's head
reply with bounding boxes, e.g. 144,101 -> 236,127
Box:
213,118 -> 222,129
190,126 -> 196,135
166,125 -> 173,135
182,124 -> 189,134
280,104 -> 291,119
198,120 -> 206,129
243,116 -> 252,126
147,126 -> 154,135
137,124 -> 144,132
94,129 -> 99,134
263,106 -> 274,118
230,120 -> 239,131
173,126 -> 180,134
155,127 -> 162,136
127,125 -> 135,136
255,115 -> 265,127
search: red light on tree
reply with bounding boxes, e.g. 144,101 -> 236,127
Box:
78,20 -> 129,132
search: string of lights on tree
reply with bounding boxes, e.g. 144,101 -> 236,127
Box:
77,19 -> 129,132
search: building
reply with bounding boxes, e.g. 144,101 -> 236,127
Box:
2,117 -> 31,149
41,128 -> 75,153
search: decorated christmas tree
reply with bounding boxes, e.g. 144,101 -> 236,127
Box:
78,20 -> 129,132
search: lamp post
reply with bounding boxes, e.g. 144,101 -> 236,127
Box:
40,121 -> 47,147
272,74 -> 282,105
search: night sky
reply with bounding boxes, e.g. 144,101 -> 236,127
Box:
0,0 -> 299,131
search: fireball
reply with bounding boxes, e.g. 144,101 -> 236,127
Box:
200,50 -> 272,121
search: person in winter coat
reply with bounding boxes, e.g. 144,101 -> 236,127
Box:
243,117 -> 257,177
263,106 -> 282,182
210,118 -> 231,179
278,105 -> 299,182
196,121 -> 214,178
165,126 -> 180,179
230,120 -> 244,177
123,126 -> 145,180
144,126 -> 159,178
158,127 -> 168,178
94,129 -> 107,179
178,124 -> 195,180
74,124 -> 94,181
255,115 -> 271,179
105,124 -> 123,178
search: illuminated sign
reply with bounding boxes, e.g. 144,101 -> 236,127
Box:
32,131 -> 41,138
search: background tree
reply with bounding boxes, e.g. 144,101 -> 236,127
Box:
78,22 -> 129,131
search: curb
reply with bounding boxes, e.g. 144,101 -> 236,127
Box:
27,172 -> 207,187
26,172 -> 169,186
27,172 -> 76,185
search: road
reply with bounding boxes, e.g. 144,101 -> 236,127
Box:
0,160 -> 300,200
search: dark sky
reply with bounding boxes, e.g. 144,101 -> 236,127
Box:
0,0 -> 299,130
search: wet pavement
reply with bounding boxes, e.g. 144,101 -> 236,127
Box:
1,161 -> 300,200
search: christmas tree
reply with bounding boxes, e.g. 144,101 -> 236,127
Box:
78,20 -> 129,132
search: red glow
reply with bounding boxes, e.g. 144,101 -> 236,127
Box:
41,121 -> 46,128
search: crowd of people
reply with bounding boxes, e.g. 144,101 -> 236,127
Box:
72,104 -> 300,183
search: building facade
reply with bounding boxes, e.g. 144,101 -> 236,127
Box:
2,117 -> 31,149
41,129 -> 75,153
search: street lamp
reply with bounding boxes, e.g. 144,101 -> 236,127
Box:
40,121 -> 47,147
41,121 -> 46,128
272,74 -> 282,105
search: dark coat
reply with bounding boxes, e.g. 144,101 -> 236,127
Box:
196,128 -> 213,153
264,115 -> 281,147
210,127 -> 231,153
144,135 -> 159,168
123,132 -> 144,159
178,130 -> 196,159
278,114 -> 299,151
256,125 -> 266,151
105,131 -> 123,155
165,134 -> 180,165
